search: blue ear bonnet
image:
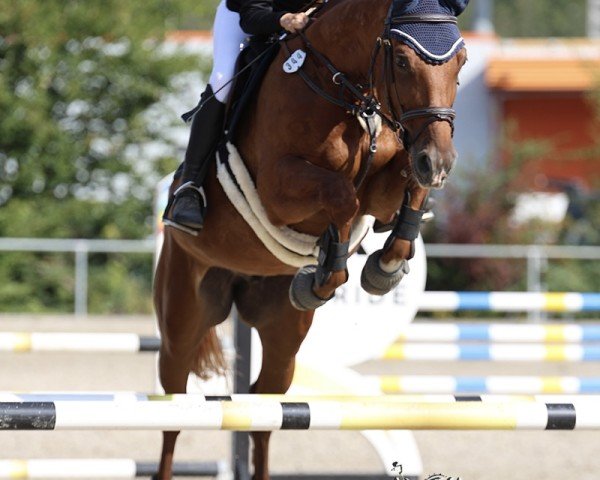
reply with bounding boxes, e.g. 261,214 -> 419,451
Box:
390,0 -> 468,64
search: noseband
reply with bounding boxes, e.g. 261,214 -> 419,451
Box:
375,11 -> 458,149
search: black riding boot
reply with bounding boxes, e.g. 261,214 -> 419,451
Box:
171,85 -> 226,230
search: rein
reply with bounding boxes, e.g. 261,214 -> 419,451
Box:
282,4 -> 458,185
282,34 -> 394,189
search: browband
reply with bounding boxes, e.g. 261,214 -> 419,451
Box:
391,14 -> 458,25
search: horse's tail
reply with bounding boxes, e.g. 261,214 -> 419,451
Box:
192,327 -> 227,380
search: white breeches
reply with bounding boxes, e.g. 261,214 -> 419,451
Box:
209,0 -> 249,103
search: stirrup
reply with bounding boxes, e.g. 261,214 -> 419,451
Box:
174,181 -> 207,205
164,181 -> 207,236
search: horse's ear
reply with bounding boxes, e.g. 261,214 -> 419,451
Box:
392,0 -> 420,16
441,0 -> 469,16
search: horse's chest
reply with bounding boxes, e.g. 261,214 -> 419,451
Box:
319,134 -> 401,174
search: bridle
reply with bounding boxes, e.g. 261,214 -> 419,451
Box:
376,10 -> 458,149
281,2 -> 460,186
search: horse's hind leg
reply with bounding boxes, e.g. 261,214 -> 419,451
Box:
153,238 -> 234,479
234,275 -> 314,480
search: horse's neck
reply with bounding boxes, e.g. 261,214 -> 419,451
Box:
308,0 -> 391,75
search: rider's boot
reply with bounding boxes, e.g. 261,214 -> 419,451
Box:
171,85 -> 226,230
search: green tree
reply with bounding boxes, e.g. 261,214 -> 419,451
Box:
494,0 -> 587,37
0,0 -> 213,313
423,126 -> 552,294
461,0 -> 587,37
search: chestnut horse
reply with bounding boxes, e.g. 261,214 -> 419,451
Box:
154,0 -> 467,478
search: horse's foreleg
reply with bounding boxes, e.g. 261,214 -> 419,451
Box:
361,185 -> 429,295
259,155 -> 359,310
290,220 -> 356,310
258,155 -> 359,228
379,185 -> 429,267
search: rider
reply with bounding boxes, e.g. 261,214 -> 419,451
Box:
170,0 -> 312,231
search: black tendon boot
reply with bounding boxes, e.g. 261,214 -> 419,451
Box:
171,85 -> 226,230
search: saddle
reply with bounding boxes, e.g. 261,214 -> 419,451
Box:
225,40 -> 281,141
181,39 -> 281,151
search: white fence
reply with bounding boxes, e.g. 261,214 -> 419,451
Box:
0,237 -> 598,316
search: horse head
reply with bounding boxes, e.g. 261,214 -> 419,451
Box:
381,0 -> 469,189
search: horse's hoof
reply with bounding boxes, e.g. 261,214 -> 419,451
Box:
360,249 -> 409,296
289,265 -> 330,311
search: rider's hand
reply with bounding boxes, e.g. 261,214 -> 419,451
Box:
279,12 -> 309,34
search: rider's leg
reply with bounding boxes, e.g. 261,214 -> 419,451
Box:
171,88 -> 226,229
171,0 -> 247,230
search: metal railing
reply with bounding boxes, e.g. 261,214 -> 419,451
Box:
0,238 -> 155,316
0,237 -> 598,316
425,243 -> 600,293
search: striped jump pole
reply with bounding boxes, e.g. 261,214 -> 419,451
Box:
365,375 -> 600,394
418,292 -> 600,312
1,395 -> 599,431
2,392 -> 599,403
0,333 -> 160,353
395,323 -> 600,343
0,459 -> 228,479
3,323 -> 598,354
382,343 -> 600,361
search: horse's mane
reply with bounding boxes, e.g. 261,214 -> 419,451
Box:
312,0 -> 386,21
303,0 -> 391,60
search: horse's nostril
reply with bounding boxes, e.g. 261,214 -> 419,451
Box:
415,152 -> 432,176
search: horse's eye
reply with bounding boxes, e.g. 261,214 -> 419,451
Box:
395,55 -> 409,69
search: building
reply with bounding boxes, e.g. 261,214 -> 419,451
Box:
455,34 -> 600,192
